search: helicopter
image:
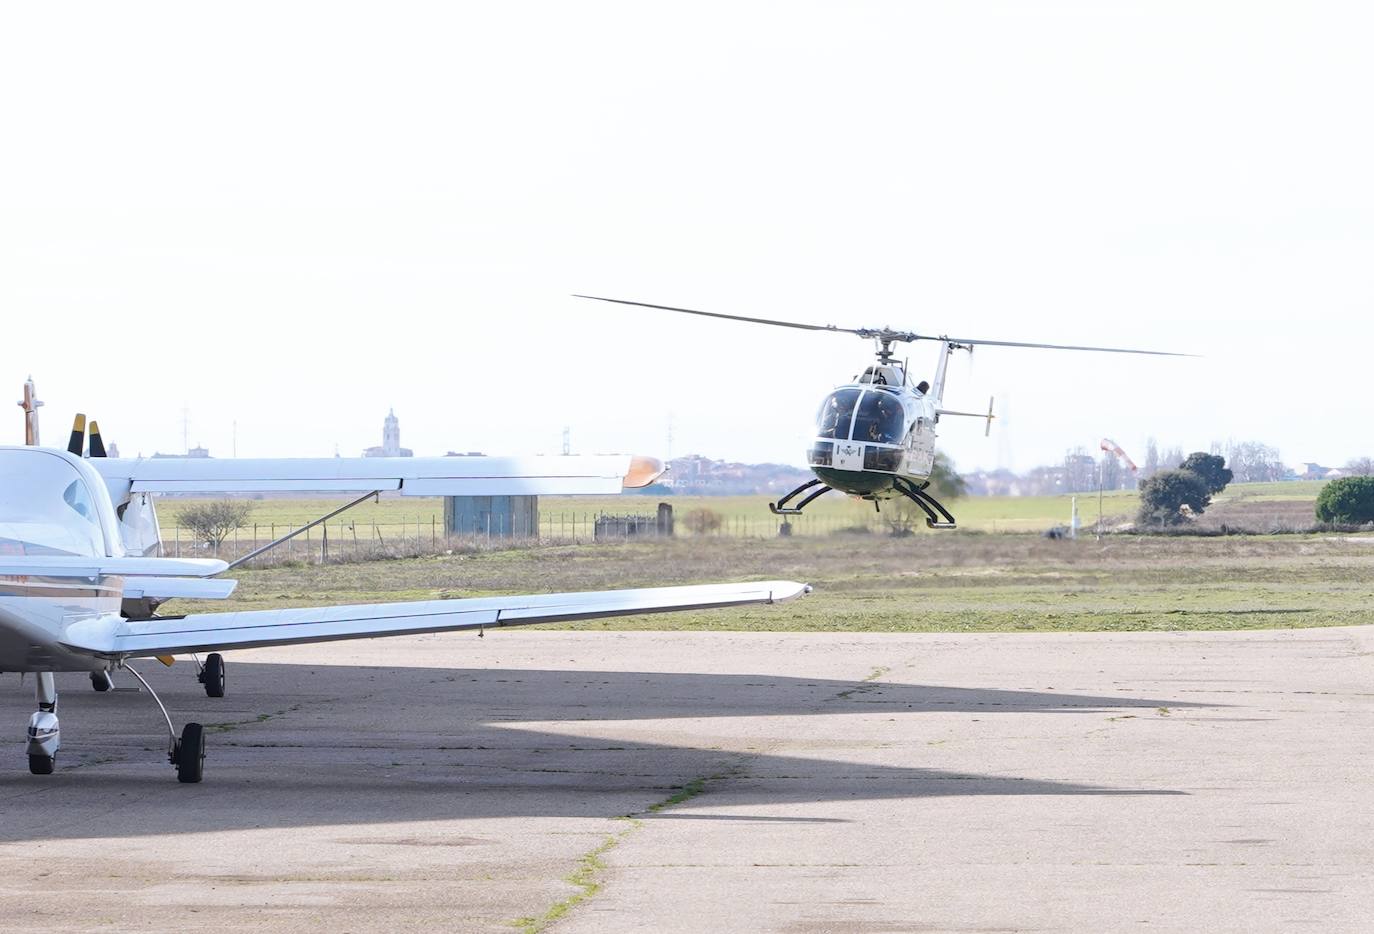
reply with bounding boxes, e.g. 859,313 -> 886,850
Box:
575,295 -> 1188,529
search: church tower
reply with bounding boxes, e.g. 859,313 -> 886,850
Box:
382,408 -> 401,457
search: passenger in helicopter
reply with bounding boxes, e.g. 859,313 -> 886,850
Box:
852,392 -> 905,444
816,388 -> 864,440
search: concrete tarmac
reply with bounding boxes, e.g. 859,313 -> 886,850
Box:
1,627 -> 1372,933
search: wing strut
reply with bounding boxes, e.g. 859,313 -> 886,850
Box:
224,490 -> 381,571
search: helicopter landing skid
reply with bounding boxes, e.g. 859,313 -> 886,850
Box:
894,477 -> 957,530
769,478 -> 832,515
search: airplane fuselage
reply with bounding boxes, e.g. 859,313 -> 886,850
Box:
0,575 -> 120,672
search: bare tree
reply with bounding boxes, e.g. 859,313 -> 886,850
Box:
177,500 -> 254,549
1142,438 -> 1160,478
1098,452 -> 1123,491
1345,457 -> 1374,477
883,454 -> 966,535
1225,441 -> 1286,483
1160,446 -> 1185,471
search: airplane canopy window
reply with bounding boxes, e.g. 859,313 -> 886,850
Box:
851,391 -> 906,444
815,389 -> 861,439
0,450 -> 105,556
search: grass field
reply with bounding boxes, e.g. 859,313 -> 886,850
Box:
191,529 -> 1374,634
155,480 -> 1328,558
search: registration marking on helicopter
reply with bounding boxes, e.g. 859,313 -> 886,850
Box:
834,442 -> 865,471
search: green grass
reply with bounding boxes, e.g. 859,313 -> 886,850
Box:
157,480 -> 1328,547
188,529 -> 1374,634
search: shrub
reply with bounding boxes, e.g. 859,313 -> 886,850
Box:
1137,469 -> 1210,527
883,453 -> 966,536
681,508 -> 724,535
176,500 -> 254,548
1315,476 -> 1374,525
1179,452 -> 1233,495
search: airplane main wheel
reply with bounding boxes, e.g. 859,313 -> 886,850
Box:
28,754 -> 55,775
202,654 -> 225,698
90,671 -> 112,692
175,723 -> 205,783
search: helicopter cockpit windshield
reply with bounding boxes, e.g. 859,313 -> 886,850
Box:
815,389 -> 861,439
851,391 -> 905,444
815,389 -> 906,445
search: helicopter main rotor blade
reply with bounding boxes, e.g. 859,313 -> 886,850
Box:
573,295 -> 868,337
937,336 -> 1194,357
575,294 -> 1193,356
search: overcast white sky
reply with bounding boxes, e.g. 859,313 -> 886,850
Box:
2,2 -> 1369,473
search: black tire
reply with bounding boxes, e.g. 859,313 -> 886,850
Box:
175,723 -> 205,783
90,671 -> 112,692
28,754 -> 55,775
203,654 -> 225,698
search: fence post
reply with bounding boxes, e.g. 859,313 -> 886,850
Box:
174,525 -> 180,558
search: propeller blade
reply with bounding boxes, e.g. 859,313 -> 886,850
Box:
67,414 -> 86,456
938,336 -> 1194,357
573,295 -> 868,337
88,421 -> 107,457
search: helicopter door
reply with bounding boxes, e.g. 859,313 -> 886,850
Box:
907,416 -> 937,477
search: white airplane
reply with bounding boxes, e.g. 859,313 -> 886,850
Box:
0,440 -> 808,783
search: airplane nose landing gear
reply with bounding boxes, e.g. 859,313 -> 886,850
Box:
26,672 -> 59,775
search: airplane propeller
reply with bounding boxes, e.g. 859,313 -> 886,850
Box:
67,414 -> 109,457
67,414 -> 87,456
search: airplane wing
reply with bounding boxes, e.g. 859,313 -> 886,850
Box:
0,556 -> 227,578
93,454 -> 664,499
61,580 -> 810,658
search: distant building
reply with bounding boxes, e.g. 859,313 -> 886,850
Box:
661,455 -> 811,495
444,495 -> 538,538
153,445 -> 210,459
363,409 -> 413,458
1300,462 -> 1344,481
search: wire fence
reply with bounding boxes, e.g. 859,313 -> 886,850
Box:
164,509 -> 890,568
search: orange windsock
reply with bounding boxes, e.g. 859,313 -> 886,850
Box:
1100,438 -> 1138,472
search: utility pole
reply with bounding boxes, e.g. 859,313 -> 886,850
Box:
562,426 -> 570,456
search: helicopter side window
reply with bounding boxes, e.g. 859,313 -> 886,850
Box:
815,389 -> 861,440
850,391 -> 905,444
